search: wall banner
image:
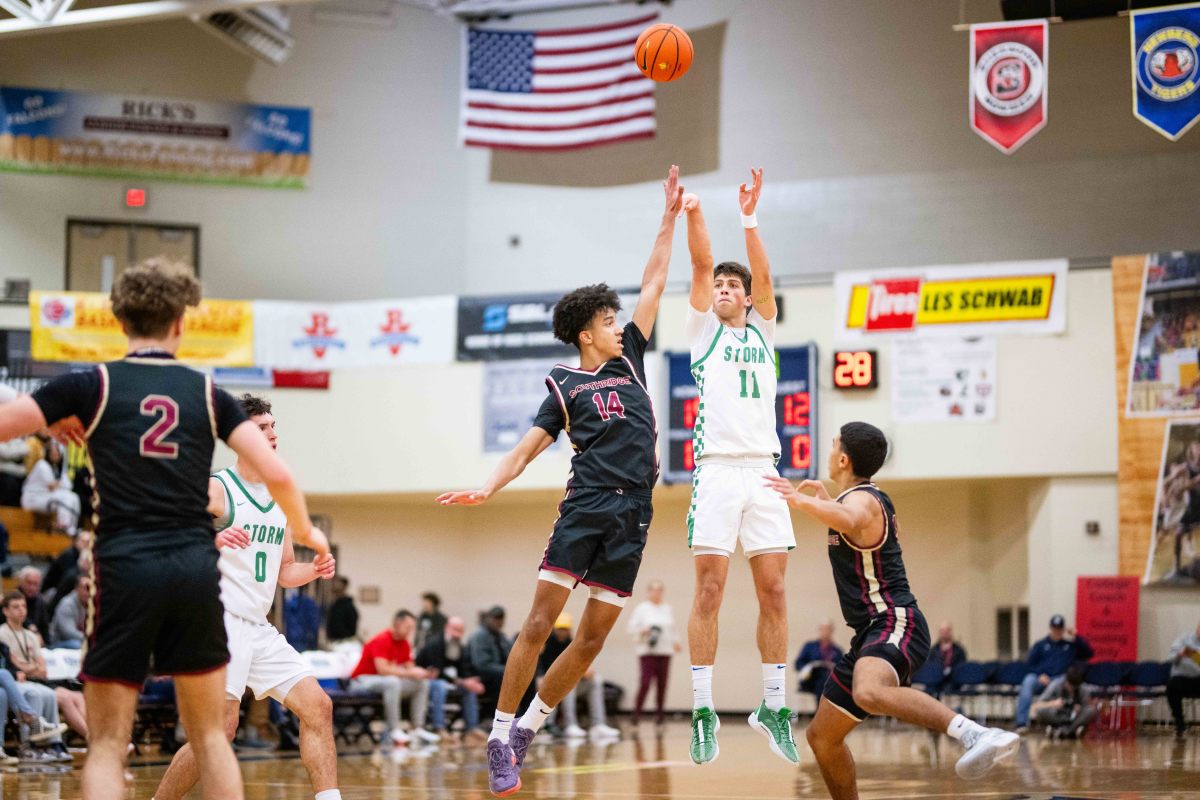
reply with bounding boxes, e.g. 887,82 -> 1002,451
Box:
456,290 -> 654,361
891,337 -> 997,423
1130,3 -> 1200,141
1145,419 -> 1200,585
834,259 -> 1067,339
253,296 -> 456,370
482,359 -> 563,453
0,86 -> 311,187
1126,251 -> 1200,416
30,291 -> 254,366
970,19 -> 1049,154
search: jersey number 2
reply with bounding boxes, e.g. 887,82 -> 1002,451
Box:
591,391 -> 626,422
139,396 -> 180,459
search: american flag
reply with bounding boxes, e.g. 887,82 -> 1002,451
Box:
461,12 -> 658,151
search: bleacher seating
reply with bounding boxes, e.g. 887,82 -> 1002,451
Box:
300,646 -> 384,746
0,506 -> 72,558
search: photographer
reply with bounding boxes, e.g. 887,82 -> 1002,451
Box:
627,580 -> 680,728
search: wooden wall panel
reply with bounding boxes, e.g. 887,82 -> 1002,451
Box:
1113,255 -> 1164,577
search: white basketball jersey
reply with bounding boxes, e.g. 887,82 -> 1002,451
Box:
687,306 -> 780,460
213,466 -> 289,622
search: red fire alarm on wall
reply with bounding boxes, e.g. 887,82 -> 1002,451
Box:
124,188 -> 147,208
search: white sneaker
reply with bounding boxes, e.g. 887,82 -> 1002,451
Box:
956,727 -> 1020,780
413,727 -> 441,744
563,724 -> 587,739
26,716 -> 68,744
589,723 -> 620,740
389,728 -> 411,746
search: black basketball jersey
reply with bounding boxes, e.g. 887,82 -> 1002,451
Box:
533,322 -> 658,491
827,483 -> 918,633
32,352 -> 247,547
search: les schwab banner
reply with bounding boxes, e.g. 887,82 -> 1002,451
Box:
833,259 -> 1068,339
31,291 -> 255,366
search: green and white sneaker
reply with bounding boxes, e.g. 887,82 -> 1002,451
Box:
689,707 -> 721,765
747,702 -> 800,765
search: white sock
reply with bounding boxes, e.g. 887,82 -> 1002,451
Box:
691,665 -> 714,710
315,791 -> 343,800
490,711 -> 515,742
517,694 -> 554,733
762,663 -> 787,712
946,714 -> 986,742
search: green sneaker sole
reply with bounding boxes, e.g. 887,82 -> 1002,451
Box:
747,710 -> 800,765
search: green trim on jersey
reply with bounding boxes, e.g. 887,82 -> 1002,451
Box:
746,323 -> 771,355
691,327 -> 724,370
226,468 -> 277,514
212,471 -> 235,531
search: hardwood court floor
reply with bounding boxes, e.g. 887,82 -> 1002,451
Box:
3,721 -> 1197,799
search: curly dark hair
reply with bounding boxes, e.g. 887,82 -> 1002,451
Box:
839,422 -> 889,479
552,284 -> 621,349
239,393 -> 272,418
714,261 -> 751,294
110,257 -> 202,338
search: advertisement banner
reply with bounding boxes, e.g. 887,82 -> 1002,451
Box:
891,337 -> 996,423
0,86 -> 311,187
1131,3 -> 1200,141
834,259 -> 1067,339
30,291 -> 254,366
456,291 -> 654,361
970,20 -> 1049,154
1145,419 -> 1200,585
1126,252 -> 1200,416
1076,576 -> 1140,660
253,296 -> 456,370
482,359 -> 563,453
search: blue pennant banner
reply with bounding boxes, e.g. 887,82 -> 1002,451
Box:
1131,3 -> 1200,140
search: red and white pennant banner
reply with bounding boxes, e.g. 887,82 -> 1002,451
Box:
970,19 -> 1049,154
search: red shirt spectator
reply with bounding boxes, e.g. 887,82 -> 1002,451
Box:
351,629 -> 412,679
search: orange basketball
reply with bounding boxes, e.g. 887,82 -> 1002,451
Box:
634,23 -> 693,82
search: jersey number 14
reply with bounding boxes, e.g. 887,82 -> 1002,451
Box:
591,391 -> 626,421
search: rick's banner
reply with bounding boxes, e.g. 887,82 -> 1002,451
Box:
970,19 -> 1049,154
1131,3 -> 1200,141
0,86 -> 311,187
30,291 -> 255,366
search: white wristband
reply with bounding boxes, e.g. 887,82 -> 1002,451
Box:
741,213 -> 758,229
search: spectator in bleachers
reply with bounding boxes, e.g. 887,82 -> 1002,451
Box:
795,620 -> 844,700
50,575 -> 88,649
20,439 -> 79,535
325,576 -> 359,642
0,518 -> 9,579
0,639 -> 68,763
1167,619 -> 1200,739
1014,614 -> 1094,733
15,567 -> 51,636
0,591 -> 72,761
417,615 -> 486,743
349,609 -> 439,746
540,613 -> 619,740
466,606 -> 512,703
1030,665 -> 1096,739
284,587 -> 321,653
929,621 -> 968,674
0,431 -> 29,508
416,592 -> 447,652
43,529 -> 90,611
627,579 -> 679,727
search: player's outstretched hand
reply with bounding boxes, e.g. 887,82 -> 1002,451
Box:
216,526 -> 252,550
739,167 -> 764,216
312,553 -> 336,580
764,476 -> 831,506
797,479 -> 832,500
681,192 -> 700,215
663,164 -> 683,216
436,490 -> 490,506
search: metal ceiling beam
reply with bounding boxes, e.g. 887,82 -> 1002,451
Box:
40,0 -> 77,23
0,0 -> 325,38
0,0 -> 40,22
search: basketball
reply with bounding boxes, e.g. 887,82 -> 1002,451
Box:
634,23 -> 693,82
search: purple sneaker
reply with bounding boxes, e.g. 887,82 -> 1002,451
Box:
510,724 -> 536,769
487,738 -> 521,797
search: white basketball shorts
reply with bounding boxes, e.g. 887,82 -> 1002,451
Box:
224,611 -> 311,702
687,460 -> 796,557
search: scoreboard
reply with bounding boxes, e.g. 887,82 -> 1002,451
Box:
663,344 -> 818,484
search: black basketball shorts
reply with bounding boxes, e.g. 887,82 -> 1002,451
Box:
823,605 -> 931,722
83,532 -> 229,688
539,487 -> 653,599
